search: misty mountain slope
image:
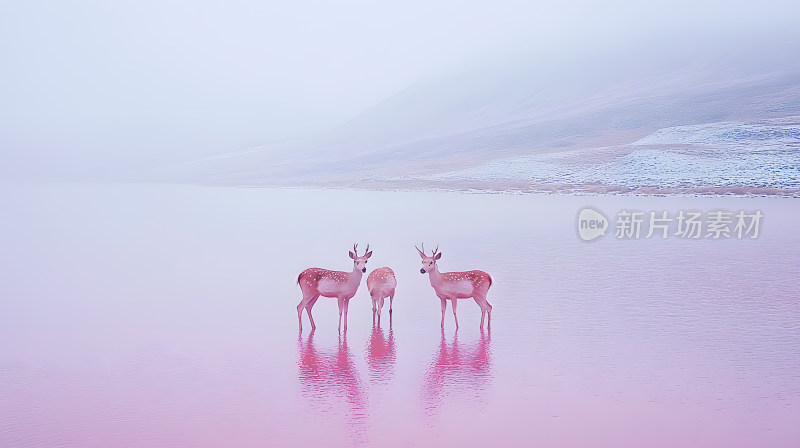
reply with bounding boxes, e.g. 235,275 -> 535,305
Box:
142,37 -> 800,195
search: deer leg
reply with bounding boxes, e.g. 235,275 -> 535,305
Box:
305,295 -> 319,330
343,298 -> 350,332
440,298 -> 447,329
297,293 -> 313,332
474,297 -> 487,330
477,296 -> 492,330
486,299 -> 492,330
377,297 -> 384,326
451,298 -> 459,330
297,299 -> 304,332
389,291 -> 394,313
337,297 -> 345,332
371,295 -> 377,325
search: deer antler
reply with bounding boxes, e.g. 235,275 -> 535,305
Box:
415,243 -> 426,257
432,245 -> 439,256
353,243 -> 359,256
365,243 -> 370,254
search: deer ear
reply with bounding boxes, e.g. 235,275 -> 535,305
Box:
366,251 -> 373,258
434,252 -> 442,260
349,251 -> 355,259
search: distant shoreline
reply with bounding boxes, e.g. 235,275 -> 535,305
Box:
197,180 -> 800,198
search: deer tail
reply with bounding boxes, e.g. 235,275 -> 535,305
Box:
487,274 -> 493,287
297,272 -> 303,285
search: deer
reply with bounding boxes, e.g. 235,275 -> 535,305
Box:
416,243 -> 493,330
367,267 -> 396,326
296,243 -> 372,332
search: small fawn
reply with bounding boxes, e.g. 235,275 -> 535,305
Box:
297,243 -> 372,332
367,267 -> 396,326
417,244 -> 493,330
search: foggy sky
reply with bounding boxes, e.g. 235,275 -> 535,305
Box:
1,0 -> 798,180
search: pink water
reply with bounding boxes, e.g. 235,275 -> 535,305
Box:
1,184 -> 798,447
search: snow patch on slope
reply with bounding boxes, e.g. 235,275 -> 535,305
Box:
425,117 -> 800,190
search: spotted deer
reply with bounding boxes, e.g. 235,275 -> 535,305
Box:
417,244 -> 493,330
367,267 -> 396,326
297,243 -> 372,332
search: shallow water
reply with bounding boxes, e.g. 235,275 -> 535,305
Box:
1,184 -> 798,447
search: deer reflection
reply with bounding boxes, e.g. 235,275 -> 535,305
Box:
297,331 -> 367,443
421,329 -> 492,414
365,318 -> 396,383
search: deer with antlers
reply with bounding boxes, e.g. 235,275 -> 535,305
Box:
417,244 -> 493,330
297,243 -> 372,332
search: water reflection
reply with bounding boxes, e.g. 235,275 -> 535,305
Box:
297,331 -> 368,444
365,318 -> 396,383
421,329 -> 493,414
